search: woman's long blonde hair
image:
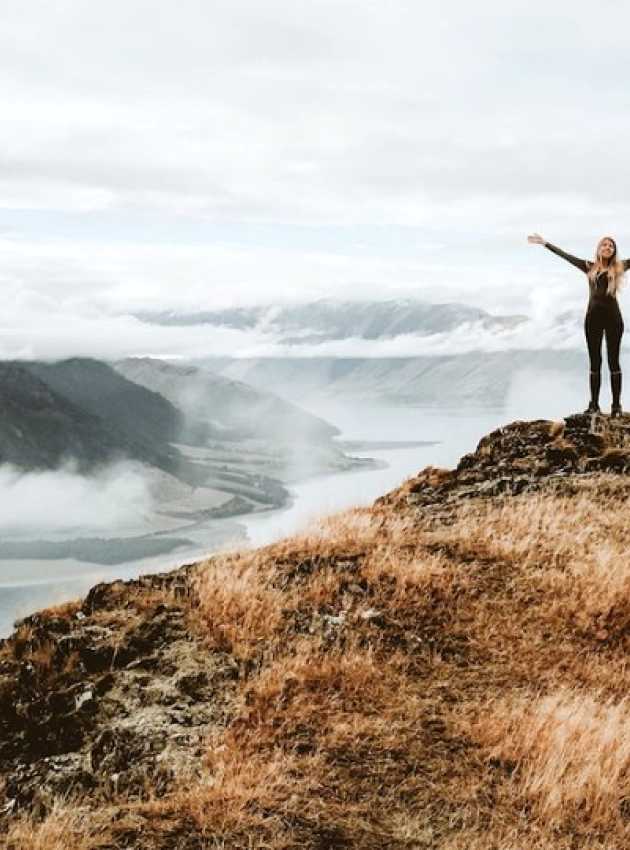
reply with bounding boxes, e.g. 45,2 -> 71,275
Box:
587,236 -> 625,296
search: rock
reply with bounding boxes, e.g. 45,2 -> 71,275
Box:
323,613 -> 346,627
359,608 -> 385,625
586,448 -> 630,471
175,671 -> 210,699
75,688 -> 95,711
0,569 -> 239,823
379,414 -> 630,512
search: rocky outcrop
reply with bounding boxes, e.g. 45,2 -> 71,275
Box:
378,413 -> 630,511
0,567 -> 239,819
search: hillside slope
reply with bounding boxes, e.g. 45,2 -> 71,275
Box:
113,356 -> 338,442
3,413 -> 630,848
209,349 -> 596,406
0,362 -> 179,474
24,358 -> 195,448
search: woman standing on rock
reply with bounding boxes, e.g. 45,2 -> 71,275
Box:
528,233 -> 628,417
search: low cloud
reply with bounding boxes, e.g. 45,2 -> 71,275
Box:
0,230 -> 599,361
241,317 -> 584,358
0,461 -> 154,534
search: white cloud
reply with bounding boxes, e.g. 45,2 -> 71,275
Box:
0,0 -> 628,351
0,461 -> 153,533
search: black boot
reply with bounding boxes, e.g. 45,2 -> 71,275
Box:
584,370 -> 601,414
611,370 -> 622,417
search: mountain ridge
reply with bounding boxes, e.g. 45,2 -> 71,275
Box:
207,349 -> 596,406
134,297 -> 527,343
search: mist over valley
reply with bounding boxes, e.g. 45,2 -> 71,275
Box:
0,298 -> 602,636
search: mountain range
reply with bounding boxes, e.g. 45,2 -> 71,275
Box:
134,298 -> 526,344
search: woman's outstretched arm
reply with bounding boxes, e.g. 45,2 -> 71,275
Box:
528,233 -> 588,273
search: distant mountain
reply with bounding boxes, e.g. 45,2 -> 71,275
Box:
24,358 -> 197,447
207,350 -> 600,407
133,299 -> 526,344
113,357 -> 338,442
0,362 -> 179,474
112,358 -> 362,483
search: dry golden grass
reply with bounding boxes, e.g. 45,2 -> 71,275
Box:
13,473 -> 630,848
5,803 -> 113,850
132,640 -> 436,848
424,484 -> 630,640
470,688 -> 630,830
37,599 -> 83,620
190,505 -> 450,662
440,831 -> 622,850
191,550 -> 288,660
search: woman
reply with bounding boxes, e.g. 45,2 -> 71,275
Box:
528,233 -> 628,417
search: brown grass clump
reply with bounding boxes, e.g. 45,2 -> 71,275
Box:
229,642 -> 408,748
470,688 -> 630,830
191,551 -> 287,661
140,749 -> 329,848
5,803 -> 112,850
190,505 -> 427,661
289,505 -> 394,553
37,599 -> 83,620
424,485 -> 630,640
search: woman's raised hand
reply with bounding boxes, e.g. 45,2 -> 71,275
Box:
528,233 -> 546,245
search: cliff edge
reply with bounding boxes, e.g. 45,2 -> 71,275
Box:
3,413 -> 630,849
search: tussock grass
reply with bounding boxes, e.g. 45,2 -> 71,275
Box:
229,642 -> 408,745
191,552 -> 288,660
440,832 -> 622,850
190,505 -> 457,662
5,803 -> 112,850
31,599 -> 83,621
425,485 -> 630,639
471,688 -> 630,830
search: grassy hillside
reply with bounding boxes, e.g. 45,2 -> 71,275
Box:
3,414 -> 630,848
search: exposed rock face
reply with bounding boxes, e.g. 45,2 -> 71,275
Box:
377,413 -> 630,510
0,567 -> 239,819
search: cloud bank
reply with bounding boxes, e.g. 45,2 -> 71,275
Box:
0,462 -> 154,534
1,0 -> 629,357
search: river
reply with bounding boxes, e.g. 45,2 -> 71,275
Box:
0,401 -> 551,637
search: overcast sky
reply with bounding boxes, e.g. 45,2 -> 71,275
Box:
2,0 -> 629,358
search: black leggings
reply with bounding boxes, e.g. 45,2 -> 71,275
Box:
584,309 -> 624,373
